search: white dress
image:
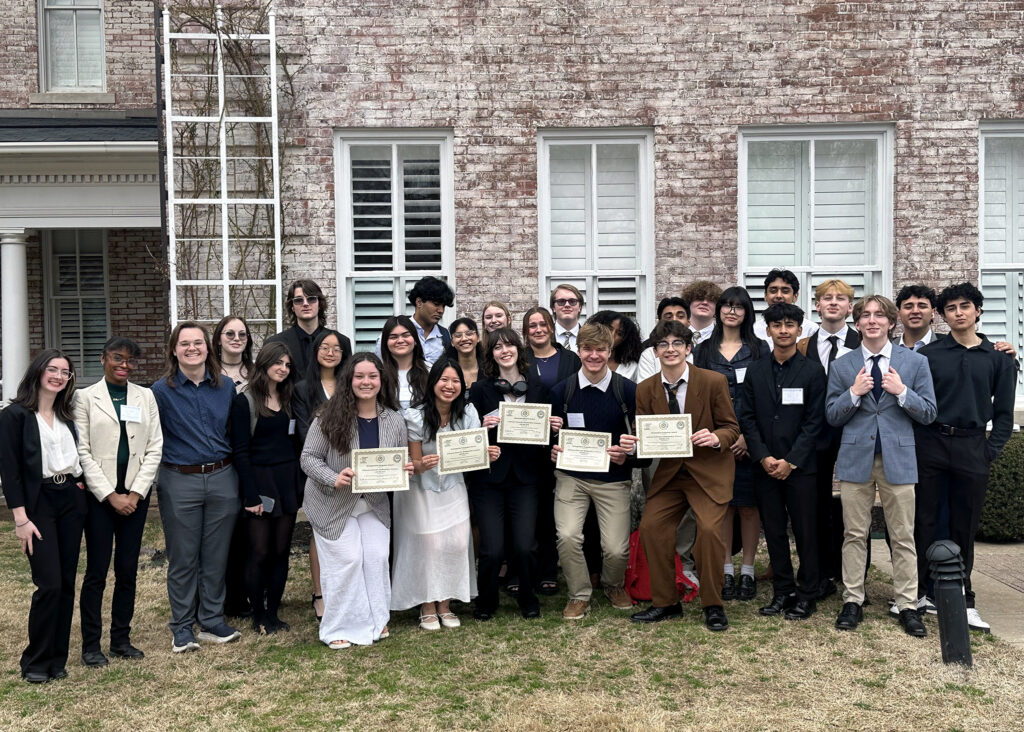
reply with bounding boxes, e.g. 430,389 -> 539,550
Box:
390,404 -> 479,610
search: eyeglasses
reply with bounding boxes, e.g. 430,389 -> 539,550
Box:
223,330 -> 248,341
318,345 -> 343,355
553,298 -> 580,307
722,304 -> 744,313
105,355 -> 138,367
656,340 -> 688,350
44,365 -> 74,380
292,296 -> 319,306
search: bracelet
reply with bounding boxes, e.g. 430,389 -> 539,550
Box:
15,520 -> 30,528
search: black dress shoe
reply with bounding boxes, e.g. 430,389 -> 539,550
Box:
721,574 -> 736,601
817,578 -> 837,600
23,671 -> 50,684
758,593 -> 796,616
737,574 -> 756,601
472,608 -> 494,621
110,644 -> 145,660
835,602 -> 863,630
82,650 -> 109,667
521,605 -> 541,619
784,599 -> 817,621
898,608 -> 927,638
630,603 -> 683,624
50,668 -> 68,681
703,605 -> 729,631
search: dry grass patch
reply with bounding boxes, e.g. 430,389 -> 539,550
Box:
0,523 -> 1022,731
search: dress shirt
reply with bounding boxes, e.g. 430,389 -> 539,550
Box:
413,319 -> 447,365
578,367 -> 613,392
816,324 -> 851,370
36,414 -> 82,478
898,328 -> 935,351
660,365 -> 689,413
850,341 -> 907,407
693,322 -> 715,346
755,318 -> 818,349
151,369 -> 235,464
554,322 -> 581,353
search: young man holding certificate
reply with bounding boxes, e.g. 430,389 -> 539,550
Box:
548,324 -> 643,620
622,320 -> 740,631
737,304 -> 826,620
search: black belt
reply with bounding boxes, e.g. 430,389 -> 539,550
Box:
162,457 -> 232,474
931,423 -> 986,437
41,473 -> 75,487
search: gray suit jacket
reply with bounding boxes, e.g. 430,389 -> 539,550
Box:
825,345 -> 936,485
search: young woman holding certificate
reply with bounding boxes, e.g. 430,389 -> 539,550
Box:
392,359 -> 500,630
301,353 -> 413,649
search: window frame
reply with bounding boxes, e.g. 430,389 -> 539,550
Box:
42,229 -> 111,385
536,128 -> 656,336
737,124 -> 895,316
38,0 -> 107,93
334,129 -> 456,348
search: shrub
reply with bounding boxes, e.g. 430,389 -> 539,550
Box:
977,431 -> 1024,542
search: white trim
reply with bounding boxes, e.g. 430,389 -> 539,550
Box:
0,142 -> 157,155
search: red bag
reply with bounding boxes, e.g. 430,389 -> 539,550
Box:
624,529 -> 699,603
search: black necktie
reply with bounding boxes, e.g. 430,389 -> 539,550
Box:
664,381 -> 683,414
870,354 -> 883,403
827,335 -> 839,372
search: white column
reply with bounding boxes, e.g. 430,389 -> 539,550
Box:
1,230 -> 31,404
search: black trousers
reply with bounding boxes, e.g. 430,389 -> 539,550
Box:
535,467 -> 560,584
915,428 -> 991,608
80,491 -> 150,651
22,484 -> 87,676
814,440 -> 845,583
470,479 -> 539,614
754,469 -> 820,602
224,508 -> 251,616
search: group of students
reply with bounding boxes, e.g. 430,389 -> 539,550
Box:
0,269 -> 1017,682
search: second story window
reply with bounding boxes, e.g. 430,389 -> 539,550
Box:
40,0 -> 104,91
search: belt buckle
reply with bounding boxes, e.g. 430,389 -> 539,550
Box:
939,424 -> 955,437
201,462 -> 213,474
52,473 -> 67,484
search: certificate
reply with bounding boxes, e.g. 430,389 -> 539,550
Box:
437,427 -> 490,475
556,429 -> 611,473
497,402 -> 551,445
635,414 -> 693,459
351,447 -> 409,493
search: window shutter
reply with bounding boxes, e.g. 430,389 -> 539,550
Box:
548,145 -> 588,272
49,234 -> 108,380
593,276 -> 639,321
400,146 -> 442,271
746,141 -> 808,267
983,138 -> 1024,264
350,145 -> 394,271
813,140 -> 876,267
351,278 -> 398,352
595,144 -> 639,270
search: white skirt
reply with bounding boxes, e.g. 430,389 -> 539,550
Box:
315,509 -> 391,646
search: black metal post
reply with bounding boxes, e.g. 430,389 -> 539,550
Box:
927,540 -> 972,668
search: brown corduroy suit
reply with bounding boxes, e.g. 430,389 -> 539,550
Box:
637,366 -> 740,608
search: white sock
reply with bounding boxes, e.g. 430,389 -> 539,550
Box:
740,564 -> 755,578
724,563 -> 734,576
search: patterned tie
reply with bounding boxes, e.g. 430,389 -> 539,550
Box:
664,381 -> 683,414
562,331 -> 572,348
870,354 -> 883,403
827,335 -> 839,372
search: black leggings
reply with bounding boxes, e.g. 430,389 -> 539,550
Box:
245,512 -> 296,623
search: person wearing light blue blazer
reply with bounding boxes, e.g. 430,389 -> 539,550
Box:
825,295 -> 936,638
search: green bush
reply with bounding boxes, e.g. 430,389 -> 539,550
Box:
977,431 -> 1024,542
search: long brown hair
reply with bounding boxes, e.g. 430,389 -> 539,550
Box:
379,315 -> 428,404
212,314 -> 254,380
161,321 -> 221,388
317,353 -> 397,454
13,349 -> 77,422
482,328 -> 530,380
248,341 -> 297,418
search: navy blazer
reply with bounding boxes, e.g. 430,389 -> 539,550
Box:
738,351 -> 827,474
0,402 -> 79,514
469,372 -> 550,486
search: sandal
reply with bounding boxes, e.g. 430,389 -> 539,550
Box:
438,612 -> 461,628
538,580 -> 558,596
419,614 -> 440,631
327,639 -> 350,650
378,626 -> 390,640
311,594 -> 324,623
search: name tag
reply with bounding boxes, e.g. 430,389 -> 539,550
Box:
120,405 -> 142,423
735,368 -> 747,384
567,413 -> 586,429
781,388 -> 804,405
288,419 -> 296,435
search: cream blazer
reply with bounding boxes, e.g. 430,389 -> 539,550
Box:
73,381 -> 163,501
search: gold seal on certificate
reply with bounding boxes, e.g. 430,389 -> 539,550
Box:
634,414 -> 693,459
556,429 -> 612,473
437,427 -> 490,475
496,402 -> 551,445
351,447 -> 409,493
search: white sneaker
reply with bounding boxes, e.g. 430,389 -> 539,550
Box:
917,595 -> 937,615
888,601 -> 900,619
683,569 -> 700,589
965,608 -> 991,633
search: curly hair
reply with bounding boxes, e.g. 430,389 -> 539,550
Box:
317,353 -> 398,455
586,311 -> 643,366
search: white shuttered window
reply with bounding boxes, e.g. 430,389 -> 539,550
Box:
980,128 -> 1024,398
539,130 -> 655,335
44,230 -> 109,383
40,0 -> 104,91
739,127 -> 893,318
336,132 -> 455,351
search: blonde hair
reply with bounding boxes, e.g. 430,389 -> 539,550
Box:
576,323 -> 614,350
814,279 -> 855,300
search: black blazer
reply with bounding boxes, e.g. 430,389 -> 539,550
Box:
799,327 -> 860,449
293,378 -> 330,442
526,344 -> 581,389
266,325 -> 353,379
737,351 -> 827,475
0,403 -> 79,514
469,371 -> 551,486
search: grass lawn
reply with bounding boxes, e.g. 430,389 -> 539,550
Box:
0,517 -> 1021,731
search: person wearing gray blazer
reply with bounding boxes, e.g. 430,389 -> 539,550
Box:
825,295 -> 936,637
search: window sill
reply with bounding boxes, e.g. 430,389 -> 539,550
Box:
29,92 -> 115,104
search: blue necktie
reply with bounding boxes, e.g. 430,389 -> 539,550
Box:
870,355 -> 883,403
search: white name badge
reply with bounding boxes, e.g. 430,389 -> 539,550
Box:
781,388 -> 804,405
735,368 -> 747,384
288,419 -> 297,435
120,405 -> 142,423
567,412 -> 586,429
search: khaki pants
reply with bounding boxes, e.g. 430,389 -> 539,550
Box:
839,454 -> 917,610
553,471 -> 630,601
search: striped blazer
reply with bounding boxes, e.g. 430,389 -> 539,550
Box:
300,406 -> 407,540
